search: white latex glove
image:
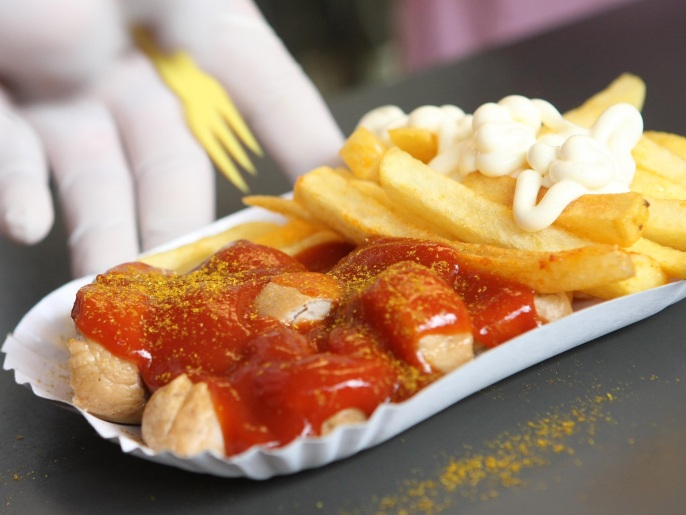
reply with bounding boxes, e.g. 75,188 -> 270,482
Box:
0,90 -> 54,245
0,0 -> 343,277
189,0 -> 345,181
123,0 -> 345,181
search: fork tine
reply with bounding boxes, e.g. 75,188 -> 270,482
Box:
214,91 -> 263,156
192,117 -> 250,192
209,113 -> 256,174
187,66 -> 262,157
136,28 -> 260,192
208,141 -> 250,193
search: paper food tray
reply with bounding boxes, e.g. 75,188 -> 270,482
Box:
3,205 -> 686,479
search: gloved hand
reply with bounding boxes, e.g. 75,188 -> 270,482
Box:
0,0 -> 343,278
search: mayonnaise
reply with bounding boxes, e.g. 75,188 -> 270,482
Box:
358,98 -> 643,232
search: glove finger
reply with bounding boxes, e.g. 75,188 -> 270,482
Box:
121,0 -> 222,56
97,51 -> 215,251
0,0 -> 128,101
23,97 -> 139,277
0,91 -> 54,244
190,0 -> 344,182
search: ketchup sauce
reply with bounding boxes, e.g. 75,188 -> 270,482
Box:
72,237 -> 542,455
331,238 -> 540,347
353,261 -> 472,373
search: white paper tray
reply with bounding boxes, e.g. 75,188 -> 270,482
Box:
3,205 -> 686,479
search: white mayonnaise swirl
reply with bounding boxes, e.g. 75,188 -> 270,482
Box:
358,97 -> 643,232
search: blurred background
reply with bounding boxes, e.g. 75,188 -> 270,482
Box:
255,0 -> 397,95
254,0 -> 639,96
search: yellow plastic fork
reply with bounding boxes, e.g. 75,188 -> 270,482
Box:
134,30 -> 262,193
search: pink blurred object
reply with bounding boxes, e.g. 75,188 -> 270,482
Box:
396,0 -> 639,72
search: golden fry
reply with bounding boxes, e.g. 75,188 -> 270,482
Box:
460,173 -> 513,205
347,177 -> 456,239
243,195 -> 321,226
563,73 -> 646,127
643,197 -> 686,251
139,221 -> 281,273
275,229 -> 348,259
632,135 -> 686,185
448,242 -> 635,294
555,193 -> 648,248
338,126 -> 387,181
582,253 -> 668,299
631,167 -> 686,200
294,166 -> 439,244
388,127 -> 438,163
629,238 -> 686,279
644,131 -> 686,159
461,174 -> 648,247
252,218 -> 330,252
347,176 -> 395,206
379,148 -> 591,251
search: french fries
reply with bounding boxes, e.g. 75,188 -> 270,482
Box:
243,194 -> 322,226
582,252 -> 667,299
139,219 -> 338,273
629,238 -> 686,279
379,148 -> 593,251
632,135 -> 686,185
644,131 -> 686,159
461,173 -> 648,247
293,165 -> 636,293
294,166 -> 442,244
145,73 -> 683,305
631,167 -> 686,199
642,197 -> 686,251
139,221 -> 281,272
388,127 -> 438,163
562,73 -> 646,127
448,242 -> 636,294
339,126 -> 387,181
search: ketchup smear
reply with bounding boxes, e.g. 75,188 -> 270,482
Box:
72,237 -> 541,455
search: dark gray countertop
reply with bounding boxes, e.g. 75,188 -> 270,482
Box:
2,0 -> 686,513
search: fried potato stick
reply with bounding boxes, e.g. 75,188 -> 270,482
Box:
294,165 -> 635,293
339,126 -> 387,181
632,135 -> 686,185
631,167 -> 686,200
461,174 -> 648,247
644,131 -> 686,159
139,221 -> 280,272
243,195 -> 321,226
629,238 -> 686,279
379,148 -> 592,251
563,73 -> 646,127
294,166 -> 439,244
582,253 -> 667,299
643,197 -> 686,251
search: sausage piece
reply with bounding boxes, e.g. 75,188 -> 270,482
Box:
68,338 -> 147,424
358,261 -> 474,374
320,408 -> 368,436
254,272 -> 342,326
141,374 -> 225,457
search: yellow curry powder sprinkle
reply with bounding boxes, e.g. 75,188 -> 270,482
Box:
347,392 -> 616,515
